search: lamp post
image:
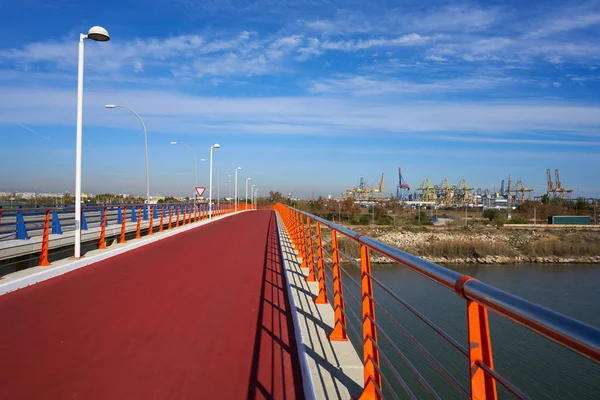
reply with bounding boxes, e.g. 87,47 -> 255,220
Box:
170,141 -> 200,205
209,143 -> 220,218
74,25 -> 110,259
246,178 -> 251,208
254,189 -> 259,210
251,184 -> 255,208
105,104 -> 150,209
234,166 -> 242,212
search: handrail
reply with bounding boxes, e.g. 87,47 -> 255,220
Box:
273,203 -> 600,400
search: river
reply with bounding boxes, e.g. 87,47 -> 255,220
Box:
338,263 -> 600,399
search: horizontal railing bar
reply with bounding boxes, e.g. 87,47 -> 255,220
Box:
368,273 -> 469,357
371,342 -> 417,400
368,294 -> 469,398
368,316 -> 441,399
464,279 -> 600,363
475,360 -> 531,400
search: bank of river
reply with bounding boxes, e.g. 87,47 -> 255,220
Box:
339,225 -> 600,264
338,263 -> 600,399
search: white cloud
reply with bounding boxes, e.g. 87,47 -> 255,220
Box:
321,33 -> 428,51
1,85 -> 599,140
525,13 -> 600,39
306,75 -> 515,95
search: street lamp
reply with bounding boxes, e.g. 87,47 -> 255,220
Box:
251,184 -> 255,208
170,141 -> 199,205
209,143 -> 221,218
254,189 -> 259,210
105,104 -> 150,208
246,177 -> 251,207
234,166 -> 242,212
74,25 -> 110,258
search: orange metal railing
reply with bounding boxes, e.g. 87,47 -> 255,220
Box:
274,204 -> 600,400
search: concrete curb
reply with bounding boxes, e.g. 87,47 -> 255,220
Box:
274,211 -> 316,400
0,212 -> 238,296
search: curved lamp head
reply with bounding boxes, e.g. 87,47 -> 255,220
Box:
247,177 -> 251,181
170,141 -> 178,145
88,26 -> 110,42
200,158 -> 206,161
213,143 -> 221,149
236,166 -> 242,170
105,104 -> 117,108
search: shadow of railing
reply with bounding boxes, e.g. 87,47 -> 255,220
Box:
246,213 -> 305,400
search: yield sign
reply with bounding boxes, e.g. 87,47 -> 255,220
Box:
195,187 -> 206,197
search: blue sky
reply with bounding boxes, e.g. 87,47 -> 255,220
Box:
0,0 -> 599,198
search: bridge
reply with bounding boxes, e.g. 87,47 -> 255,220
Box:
1,204 -> 599,399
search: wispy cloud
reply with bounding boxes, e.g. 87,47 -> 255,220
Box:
306,75 -> 517,95
1,85 -> 599,140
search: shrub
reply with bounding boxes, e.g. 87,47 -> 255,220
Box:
482,209 -> 498,221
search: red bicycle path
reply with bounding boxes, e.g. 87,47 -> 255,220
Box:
0,210 -> 304,399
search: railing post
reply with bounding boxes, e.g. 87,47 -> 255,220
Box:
468,302 -> 498,399
98,206 -> 107,249
131,206 -> 137,222
176,204 -> 180,227
81,209 -> 87,231
329,229 -> 348,341
39,210 -> 51,266
119,206 -> 127,243
143,205 -> 149,221
188,204 -> 192,224
159,204 -> 165,232
51,210 -> 62,234
117,207 -> 123,224
168,205 -> 173,229
148,205 -> 154,236
194,203 -> 198,222
358,244 -> 382,400
135,206 -> 142,239
182,204 -> 187,225
305,217 -> 316,281
297,212 -> 308,269
314,221 -> 328,304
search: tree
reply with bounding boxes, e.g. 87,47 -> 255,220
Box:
62,193 -> 74,204
482,209 -> 498,221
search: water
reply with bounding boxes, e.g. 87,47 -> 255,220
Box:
335,263 -> 600,399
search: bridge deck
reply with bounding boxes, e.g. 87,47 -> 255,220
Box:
0,211 -> 304,399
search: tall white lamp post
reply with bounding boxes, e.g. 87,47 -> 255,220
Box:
246,178 -> 251,208
209,143 -> 221,218
105,104 -> 150,208
254,189 -> 259,210
251,184 -> 255,209
74,26 -> 110,259
234,166 -> 242,212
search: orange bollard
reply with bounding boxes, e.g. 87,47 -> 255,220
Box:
98,206 -> 107,249
176,205 -> 180,227
358,244 -> 382,400
168,205 -> 173,229
329,229 -> 348,341
135,206 -> 142,239
314,221 -> 328,304
119,207 -> 127,243
159,204 -> 165,232
39,210 -> 51,266
194,203 -> 198,222
148,205 -> 154,236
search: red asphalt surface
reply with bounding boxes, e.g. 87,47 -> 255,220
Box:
0,210 -> 304,399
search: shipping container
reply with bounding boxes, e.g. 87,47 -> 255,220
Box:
547,215 -> 591,225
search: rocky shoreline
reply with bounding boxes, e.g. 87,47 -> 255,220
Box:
338,226 -> 600,265
367,254 -> 600,265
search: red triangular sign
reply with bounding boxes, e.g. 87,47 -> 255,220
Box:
195,187 -> 206,197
